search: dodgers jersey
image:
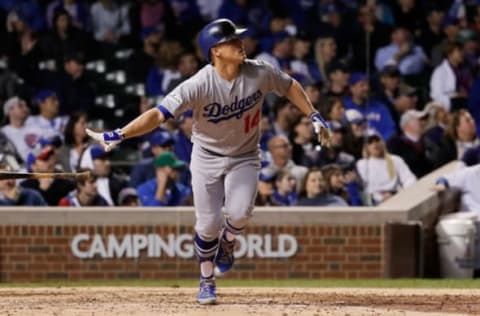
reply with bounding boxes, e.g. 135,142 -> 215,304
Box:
160,59 -> 292,156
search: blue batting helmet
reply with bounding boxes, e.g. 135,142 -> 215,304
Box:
198,18 -> 247,62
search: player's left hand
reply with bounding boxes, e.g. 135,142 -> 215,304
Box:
310,112 -> 332,147
86,128 -> 124,152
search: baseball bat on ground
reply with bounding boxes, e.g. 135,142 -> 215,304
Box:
0,170 -> 91,181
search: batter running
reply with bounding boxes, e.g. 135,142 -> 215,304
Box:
86,18 -> 331,305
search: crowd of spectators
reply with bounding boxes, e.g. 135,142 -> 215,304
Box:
0,0 -> 480,208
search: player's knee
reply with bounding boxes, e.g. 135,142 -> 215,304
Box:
225,211 -> 251,235
195,219 -> 222,240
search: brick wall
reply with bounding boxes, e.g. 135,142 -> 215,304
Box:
0,224 -> 384,281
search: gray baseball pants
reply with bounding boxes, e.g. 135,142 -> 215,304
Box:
190,144 -> 260,241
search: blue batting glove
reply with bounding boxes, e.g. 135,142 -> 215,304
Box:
86,128 -> 124,151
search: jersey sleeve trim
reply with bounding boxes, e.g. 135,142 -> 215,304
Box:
156,105 -> 174,120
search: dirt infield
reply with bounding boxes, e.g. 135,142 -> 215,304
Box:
0,287 -> 479,315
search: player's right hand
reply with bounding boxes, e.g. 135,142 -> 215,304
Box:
85,128 -> 124,152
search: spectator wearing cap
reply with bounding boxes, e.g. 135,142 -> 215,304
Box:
79,144 -> 127,206
430,42 -> 472,112
343,109 -> 368,160
59,168 -> 109,206
343,72 -> 396,140
356,131 -> 416,205
323,61 -> 350,98
377,66 -> 401,127
314,3 -> 351,59
351,4 -> 392,72
46,0 -> 91,30
130,129 -> 175,188
136,151 -> 191,206
265,135 -> 307,192
416,6 -> 445,57
1,96 -> 43,162
387,109 -> 439,178
434,109 -> 479,167
126,25 -> 163,83
374,26 -> 427,76
296,167 -> 347,206
0,162 -> 47,206
117,187 -> 141,207
240,28 -> 260,59
25,90 -> 68,139
431,16 -> 460,67
21,144 -> 75,205
255,168 -> 277,206
318,120 -> 355,171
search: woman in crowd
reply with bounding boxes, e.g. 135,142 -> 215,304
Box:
321,163 -> 363,206
314,37 -> 337,83
434,109 -> 479,167
356,132 -> 416,205
297,167 -> 347,206
58,111 -> 89,172
271,169 -> 297,206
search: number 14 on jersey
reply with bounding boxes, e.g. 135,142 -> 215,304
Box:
244,109 -> 260,134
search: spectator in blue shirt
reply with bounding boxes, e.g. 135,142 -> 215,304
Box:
374,26 -> 427,76
272,169 -> 297,206
343,72 -> 396,140
136,151 -> 192,206
129,129 -> 175,188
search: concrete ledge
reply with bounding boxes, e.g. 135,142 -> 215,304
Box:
380,161 -> 462,221
0,206 -> 406,226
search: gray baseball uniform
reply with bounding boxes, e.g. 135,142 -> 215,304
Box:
159,59 -> 292,240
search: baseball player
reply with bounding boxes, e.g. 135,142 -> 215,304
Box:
86,18 -> 331,305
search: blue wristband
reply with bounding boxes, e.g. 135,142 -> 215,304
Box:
435,177 -> 449,188
156,105 -> 174,120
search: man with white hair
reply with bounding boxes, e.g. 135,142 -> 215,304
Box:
1,96 -> 43,162
265,134 -> 308,191
387,109 -> 439,177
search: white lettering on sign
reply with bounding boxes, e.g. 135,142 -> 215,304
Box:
70,234 -> 298,259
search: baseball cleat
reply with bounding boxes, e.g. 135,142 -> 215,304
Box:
214,236 -> 235,276
197,278 -> 217,305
